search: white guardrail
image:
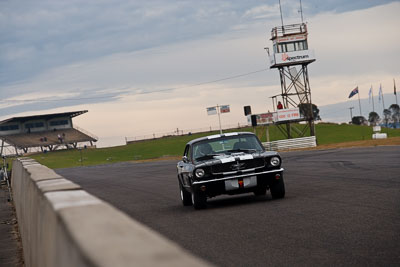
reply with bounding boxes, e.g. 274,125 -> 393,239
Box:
263,136 -> 317,151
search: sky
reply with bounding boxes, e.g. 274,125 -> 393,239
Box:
1,0 -> 399,147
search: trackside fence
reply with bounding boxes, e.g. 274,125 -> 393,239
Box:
262,136 -> 317,151
126,123 -> 248,144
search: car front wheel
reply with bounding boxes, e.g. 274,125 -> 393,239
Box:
270,176 -> 285,199
179,181 -> 192,206
191,190 -> 207,209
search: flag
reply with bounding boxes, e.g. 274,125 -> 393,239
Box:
207,107 -> 217,115
220,105 -> 230,113
379,84 -> 383,102
395,79 -> 397,95
348,86 -> 358,98
368,86 -> 372,103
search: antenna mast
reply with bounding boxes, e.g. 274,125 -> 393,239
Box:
299,0 -> 304,23
278,0 -> 284,32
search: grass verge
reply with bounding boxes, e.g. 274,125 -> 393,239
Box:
25,123 -> 400,169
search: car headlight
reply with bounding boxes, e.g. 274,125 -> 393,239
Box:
195,168 -> 205,178
270,157 -> 280,167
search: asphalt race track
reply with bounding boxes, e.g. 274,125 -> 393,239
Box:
56,146 -> 400,266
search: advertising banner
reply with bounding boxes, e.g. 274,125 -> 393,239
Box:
247,112 -> 277,126
276,108 -> 301,122
270,49 -> 315,67
276,34 -> 307,43
257,112 -> 276,124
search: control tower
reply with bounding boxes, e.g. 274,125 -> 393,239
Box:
267,23 -> 316,138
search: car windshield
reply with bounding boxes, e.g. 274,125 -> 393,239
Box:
192,134 -> 264,161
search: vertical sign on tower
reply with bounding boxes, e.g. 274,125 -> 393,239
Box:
220,105 -> 230,113
207,107 -> 217,115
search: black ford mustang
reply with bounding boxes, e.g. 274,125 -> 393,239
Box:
177,132 -> 285,209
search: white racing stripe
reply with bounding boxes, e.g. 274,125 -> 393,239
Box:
239,154 -> 253,160
220,157 -> 236,163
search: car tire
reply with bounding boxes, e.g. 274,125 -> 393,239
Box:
253,186 -> 267,196
191,191 -> 207,209
270,176 -> 285,199
179,181 -> 192,206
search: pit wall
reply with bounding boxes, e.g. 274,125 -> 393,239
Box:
12,158 -> 209,267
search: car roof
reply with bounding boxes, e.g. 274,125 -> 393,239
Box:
186,132 -> 256,146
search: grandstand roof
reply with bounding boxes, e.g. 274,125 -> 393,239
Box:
0,110 -> 88,125
2,128 -> 97,148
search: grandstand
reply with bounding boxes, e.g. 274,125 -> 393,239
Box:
0,110 -> 97,156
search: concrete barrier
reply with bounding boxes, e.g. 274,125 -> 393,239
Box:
12,158 -> 210,267
372,133 -> 387,139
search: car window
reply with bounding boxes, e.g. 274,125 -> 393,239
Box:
183,145 -> 190,158
187,146 -> 192,160
193,134 -> 264,162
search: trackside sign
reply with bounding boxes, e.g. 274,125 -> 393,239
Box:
246,108 -> 302,126
276,108 -> 301,122
270,50 -> 315,67
247,112 -> 277,126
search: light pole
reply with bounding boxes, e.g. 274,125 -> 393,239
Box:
79,147 -> 83,166
349,107 -> 354,122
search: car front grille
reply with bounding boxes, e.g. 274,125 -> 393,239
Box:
211,158 -> 265,174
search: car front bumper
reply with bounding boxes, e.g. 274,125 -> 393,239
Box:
191,168 -> 284,197
192,168 -> 284,185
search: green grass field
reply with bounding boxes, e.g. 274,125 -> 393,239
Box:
26,123 -> 400,169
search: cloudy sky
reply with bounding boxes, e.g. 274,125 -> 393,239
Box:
1,0 -> 399,146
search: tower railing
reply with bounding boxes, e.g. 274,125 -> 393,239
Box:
271,23 -> 307,39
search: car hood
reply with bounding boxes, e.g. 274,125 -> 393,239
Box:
195,151 -> 278,167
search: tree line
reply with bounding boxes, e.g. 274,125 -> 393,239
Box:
352,104 -> 400,127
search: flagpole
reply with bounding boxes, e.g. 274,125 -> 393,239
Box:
357,87 -> 362,116
371,85 -> 375,112
349,107 -> 354,121
395,78 -> 398,105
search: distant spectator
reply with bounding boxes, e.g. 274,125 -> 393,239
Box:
277,101 -> 283,110
58,134 -> 62,143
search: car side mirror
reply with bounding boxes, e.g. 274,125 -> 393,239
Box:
182,156 -> 189,163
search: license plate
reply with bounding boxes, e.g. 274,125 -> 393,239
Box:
224,176 -> 257,191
